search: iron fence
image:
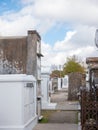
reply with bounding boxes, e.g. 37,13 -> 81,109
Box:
80,87 -> 98,130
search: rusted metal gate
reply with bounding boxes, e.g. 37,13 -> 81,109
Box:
80,66 -> 98,130
80,88 -> 98,130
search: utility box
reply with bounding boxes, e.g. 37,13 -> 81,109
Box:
0,74 -> 37,130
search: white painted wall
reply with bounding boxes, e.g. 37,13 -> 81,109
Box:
62,75 -> 69,88
41,73 -> 57,109
58,78 -> 62,90
0,74 -> 37,130
41,73 -> 50,106
58,75 -> 69,90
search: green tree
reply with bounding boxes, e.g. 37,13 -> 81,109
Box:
50,70 -> 64,78
63,56 -> 85,75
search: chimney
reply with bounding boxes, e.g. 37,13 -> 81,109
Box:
28,30 -> 41,40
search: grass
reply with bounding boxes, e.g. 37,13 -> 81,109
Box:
39,110 -> 55,123
39,118 -> 48,123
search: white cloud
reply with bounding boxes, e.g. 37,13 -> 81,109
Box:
0,0 -> 98,67
1,0 -> 98,34
31,0 -> 98,26
0,16 -> 38,36
53,30 -> 76,51
41,26 -> 97,66
41,41 -> 52,56
0,0 -> 98,35
42,42 -> 97,67
71,25 -> 96,47
20,0 -> 35,5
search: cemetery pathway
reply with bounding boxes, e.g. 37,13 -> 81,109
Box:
33,88 -> 81,130
33,123 -> 78,130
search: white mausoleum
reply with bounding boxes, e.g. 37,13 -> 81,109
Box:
0,74 -> 37,130
41,72 -> 57,109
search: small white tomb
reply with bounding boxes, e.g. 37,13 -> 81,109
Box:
41,73 -> 57,109
62,75 -> 69,89
58,75 -> 69,90
58,78 -> 62,90
0,74 -> 37,130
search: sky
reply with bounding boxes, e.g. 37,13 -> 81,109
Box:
0,0 -> 98,70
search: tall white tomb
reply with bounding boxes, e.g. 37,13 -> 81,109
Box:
41,72 -> 57,109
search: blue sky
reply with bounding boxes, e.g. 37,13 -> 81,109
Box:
0,0 -> 70,45
42,24 -> 71,45
0,0 -> 21,14
0,0 -> 98,66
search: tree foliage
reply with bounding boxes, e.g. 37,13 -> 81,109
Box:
63,56 -> 85,75
50,70 -> 64,78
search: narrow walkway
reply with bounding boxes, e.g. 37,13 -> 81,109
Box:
33,89 -> 80,130
33,123 -> 78,130
56,101 -> 79,110
51,89 -> 80,111
48,110 -> 78,123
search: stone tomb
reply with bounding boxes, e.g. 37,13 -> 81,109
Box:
41,72 -> 57,109
68,72 -> 84,101
0,74 -> 37,130
0,30 -> 43,122
58,75 -> 69,90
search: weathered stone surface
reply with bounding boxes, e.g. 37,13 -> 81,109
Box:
0,30 -> 41,76
0,30 -> 43,119
68,72 -> 85,101
0,37 -> 27,74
